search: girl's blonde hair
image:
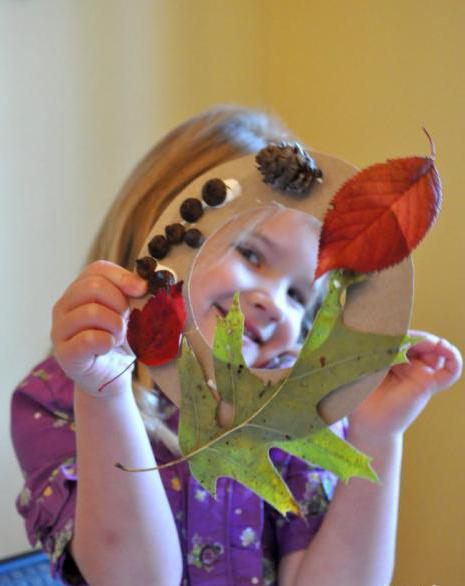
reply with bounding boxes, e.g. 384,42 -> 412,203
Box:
85,104 -> 293,449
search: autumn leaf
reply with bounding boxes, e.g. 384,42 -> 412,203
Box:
127,282 -> 186,366
175,271 -> 411,515
316,132 -> 442,278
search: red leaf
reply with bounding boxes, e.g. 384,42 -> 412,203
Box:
127,282 -> 186,366
315,133 -> 442,278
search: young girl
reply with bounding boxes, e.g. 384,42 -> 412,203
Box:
11,105 -> 462,586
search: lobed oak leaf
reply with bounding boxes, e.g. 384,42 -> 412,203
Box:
127,281 -> 186,366
175,271 -> 409,515
316,132 -> 442,278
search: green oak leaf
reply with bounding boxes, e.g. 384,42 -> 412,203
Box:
178,271 -> 411,515
212,293 -> 274,425
276,427 -> 378,484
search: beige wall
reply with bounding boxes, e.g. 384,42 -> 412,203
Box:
1,1 -> 464,583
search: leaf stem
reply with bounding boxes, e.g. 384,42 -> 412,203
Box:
98,359 -> 136,392
422,127 -> 436,159
115,355 -> 315,472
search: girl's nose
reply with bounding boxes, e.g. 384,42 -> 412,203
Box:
247,289 -> 284,324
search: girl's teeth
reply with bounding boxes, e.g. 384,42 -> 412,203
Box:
244,329 -> 259,343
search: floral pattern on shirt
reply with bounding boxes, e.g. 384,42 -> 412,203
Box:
240,527 -> 259,548
262,555 -> 277,586
49,519 -> 74,565
187,533 -> 225,571
298,470 -> 332,516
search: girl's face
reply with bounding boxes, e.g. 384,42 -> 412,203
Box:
189,207 -> 326,369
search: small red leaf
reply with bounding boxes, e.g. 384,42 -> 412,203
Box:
127,282 -> 186,366
316,134 -> 442,277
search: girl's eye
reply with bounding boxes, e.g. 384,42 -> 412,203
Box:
288,287 -> 306,306
236,244 -> 262,267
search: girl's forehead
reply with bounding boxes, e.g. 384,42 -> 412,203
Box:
220,206 -> 320,241
252,207 -> 321,237
252,210 -> 320,264
192,206 -> 320,275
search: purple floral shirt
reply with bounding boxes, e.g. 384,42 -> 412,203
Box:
11,356 -> 347,585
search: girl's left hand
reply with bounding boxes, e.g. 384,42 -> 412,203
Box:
348,330 -> 463,442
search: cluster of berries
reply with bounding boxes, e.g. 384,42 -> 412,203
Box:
135,256 -> 175,294
135,177 -> 228,293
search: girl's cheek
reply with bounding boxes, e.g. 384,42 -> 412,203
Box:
215,262 -> 253,297
286,310 -> 306,347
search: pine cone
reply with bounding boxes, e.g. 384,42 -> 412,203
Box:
255,142 -> 323,195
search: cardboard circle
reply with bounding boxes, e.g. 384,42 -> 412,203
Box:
132,152 -> 413,424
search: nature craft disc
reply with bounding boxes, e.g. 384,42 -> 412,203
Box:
132,151 -> 413,424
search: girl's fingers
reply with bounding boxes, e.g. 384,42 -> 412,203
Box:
389,332 -> 462,391
406,330 -> 440,354
50,262 -> 147,382
407,350 -> 445,370
408,333 -> 457,359
436,340 -> 463,381
409,338 -> 463,393
53,261 -> 147,320
55,275 -> 130,318
52,304 -> 127,347
54,330 -> 116,375
80,260 -> 147,297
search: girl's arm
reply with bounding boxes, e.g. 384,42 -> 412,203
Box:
52,261 -> 182,586
72,386 -> 182,586
279,332 -> 462,586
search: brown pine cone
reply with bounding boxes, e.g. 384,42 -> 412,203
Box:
255,142 -> 322,195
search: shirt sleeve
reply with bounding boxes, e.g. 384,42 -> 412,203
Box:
10,356 -> 87,585
267,418 -> 349,558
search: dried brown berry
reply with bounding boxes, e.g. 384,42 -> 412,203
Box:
136,256 -> 157,279
184,228 -> 205,248
180,198 -> 204,223
148,235 -> 170,259
202,178 -> 227,206
148,270 -> 176,293
165,223 -> 185,244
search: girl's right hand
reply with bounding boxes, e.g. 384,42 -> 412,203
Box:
51,260 -> 147,395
